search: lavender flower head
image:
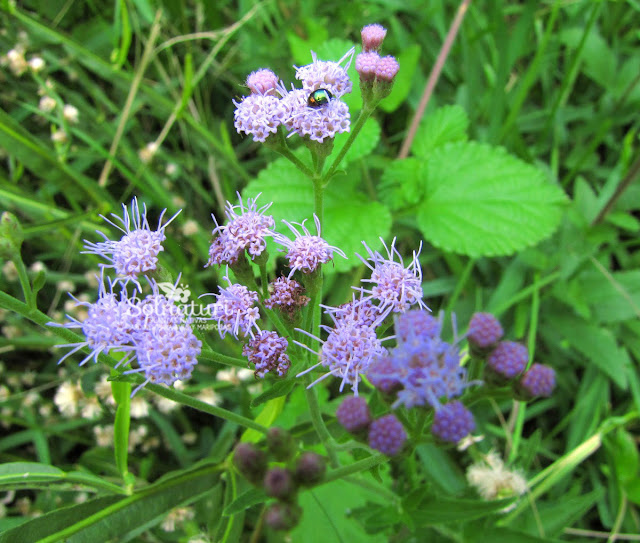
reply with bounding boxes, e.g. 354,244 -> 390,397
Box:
207,193 -> 275,266
243,330 -> 291,378
294,47 -> 355,97
246,68 -> 279,95
296,303 -> 387,394
233,93 -> 288,142
355,238 -> 428,324
51,276 -> 139,367
82,198 -> 180,286
361,24 -> 387,52
264,276 -> 310,317
323,296 -> 382,327
206,275 -> 260,339
367,310 -> 475,409
273,214 -> 346,278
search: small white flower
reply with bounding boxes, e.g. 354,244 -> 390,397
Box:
62,104 -> 79,123
196,388 -> 222,407
94,424 -> 114,447
6,47 -> 27,76
181,219 -> 199,236
54,381 -> 84,417
2,261 -> 18,281
130,396 -> 150,418
138,142 -> 159,164
81,396 -> 102,419
51,130 -> 68,144
38,96 -> 56,113
466,451 -> 527,504
28,56 -> 45,73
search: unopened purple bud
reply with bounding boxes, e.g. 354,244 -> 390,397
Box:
520,363 -> 556,398
361,24 -> 387,52
294,451 -> 326,486
468,312 -> 503,351
487,341 -> 528,379
367,355 -> 402,394
266,427 -> 295,461
355,51 -> 380,82
336,396 -> 371,433
375,55 -> 399,82
233,442 -> 267,485
264,466 -> 296,500
246,68 -> 279,95
265,502 -> 303,531
431,400 -> 475,443
368,414 -> 407,456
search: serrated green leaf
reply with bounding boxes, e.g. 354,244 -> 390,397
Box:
416,142 -> 567,257
379,45 -> 420,113
245,158 -> 391,271
578,269 -> 640,324
378,158 -> 424,211
411,105 -> 469,159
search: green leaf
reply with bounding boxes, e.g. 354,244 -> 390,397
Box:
379,44 -> 420,113
608,428 -> 639,486
416,142 -> 567,257
415,444 -> 467,494
405,496 -> 515,525
578,269 -> 640,324
6,463 -> 221,543
330,117 -> 381,167
552,314 -> 629,389
378,158 -> 424,211
245,158 -> 391,271
250,378 -> 297,408
242,396 -> 286,443
223,487 -> 267,516
411,105 -> 469,159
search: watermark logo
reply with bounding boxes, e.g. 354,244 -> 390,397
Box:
157,281 -> 191,303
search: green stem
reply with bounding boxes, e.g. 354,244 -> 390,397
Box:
270,132 -> 315,179
198,347 -> 249,369
304,375 -> 339,468
323,104 -> 375,182
323,453 -> 387,484
258,262 -> 269,298
13,256 -> 34,308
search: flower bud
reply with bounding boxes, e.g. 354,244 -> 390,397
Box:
265,502 -> 303,531
233,442 -> 267,485
263,467 -> 296,500
468,312 -> 504,355
266,427 -> 295,461
361,24 -> 387,52
294,451 -> 326,486
0,212 -> 24,260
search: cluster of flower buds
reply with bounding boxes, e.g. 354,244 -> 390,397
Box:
232,428 -> 326,531
355,24 -> 400,104
467,312 -> 556,398
336,396 -> 408,456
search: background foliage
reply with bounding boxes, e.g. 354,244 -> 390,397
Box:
0,0 -> 639,541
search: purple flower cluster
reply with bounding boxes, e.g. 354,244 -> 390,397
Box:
207,193 -> 275,267
467,312 -> 503,350
243,330 -> 291,378
367,310 -> 474,409
336,395 -> 371,433
233,47 -> 354,143
431,400 -> 476,444
264,276 -> 310,317
54,278 -> 201,392
355,238 -> 428,325
355,23 -> 400,94
487,341 -> 528,379
368,414 -> 407,456
273,214 -> 346,278
207,276 -> 260,339
82,198 -> 180,286
520,363 -> 556,397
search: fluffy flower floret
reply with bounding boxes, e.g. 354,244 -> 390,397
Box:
246,68 -> 279,95
243,330 -> 291,378
288,97 -> 350,143
273,214 -> 346,278
264,276 -> 310,317
207,276 -> 260,339
83,197 -> 180,285
367,310 -> 474,409
467,451 -> 527,501
323,296 -> 382,327
51,277 -> 139,367
207,193 -> 276,266
296,311 -> 387,394
355,238 -> 428,323
294,47 -> 355,97
233,93 -> 288,142
133,319 -> 201,390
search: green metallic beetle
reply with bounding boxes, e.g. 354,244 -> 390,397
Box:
307,88 -> 333,108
